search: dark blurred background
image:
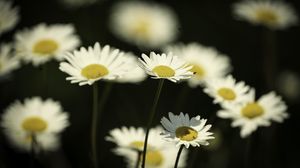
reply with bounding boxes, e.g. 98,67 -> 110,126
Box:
0,0 -> 300,168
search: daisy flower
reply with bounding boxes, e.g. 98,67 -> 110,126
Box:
110,1 -> 178,48
106,126 -> 187,168
138,52 -> 193,83
1,97 -> 69,151
60,42 -> 133,86
0,43 -> 20,77
0,0 -> 19,36
14,23 -> 80,66
114,52 -> 147,84
233,0 -> 298,30
276,70 -> 300,101
165,43 -> 231,87
204,75 -> 250,106
160,112 -> 214,148
217,89 -> 289,138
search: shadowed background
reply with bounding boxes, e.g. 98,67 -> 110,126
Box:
0,0 -> 300,168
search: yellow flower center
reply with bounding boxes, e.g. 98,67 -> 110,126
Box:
152,65 -> 175,77
130,141 -> 164,166
145,150 -> 164,166
33,39 -> 59,55
22,117 -> 47,132
190,64 -> 205,79
133,19 -> 150,39
175,126 -> 198,141
217,87 -> 236,101
241,102 -> 264,119
81,64 -> 109,79
129,141 -> 145,151
256,9 -> 278,26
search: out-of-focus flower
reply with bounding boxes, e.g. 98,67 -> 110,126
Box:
165,43 -> 231,87
277,71 -> 300,101
106,126 -> 187,168
233,0 -> 298,30
60,42 -> 133,86
204,75 -> 250,106
161,112 -> 214,148
114,52 -> 147,84
217,89 -> 288,138
14,23 -> 80,66
0,0 -> 19,36
1,97 -> 69,151
139,52 -> 193,83
110,1 -> 178,48
59,0 -> 98,8
0,43 -> 20,77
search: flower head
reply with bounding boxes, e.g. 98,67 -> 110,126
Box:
0,0 -> 19,36
217,89 -> 289,138
106,126 -> 187,168
204,75 -> 250,106
165,43 -> 231,87
1,97 -> 69,151
161,112 -> 214,148
0,43 -> 20,77
14,23 -> 80,66
233,0 -> 298,30
60,42 -> 133,86
139,52 -> 193,83
110,1 -> 178,48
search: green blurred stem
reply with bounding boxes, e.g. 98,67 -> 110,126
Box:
174,145 -> 184,168
30,134 -> 38,168
244,135 -> 252,168
91,82 -> 113,168
91,83 -> 99,168
135,151 -> 142,168
141,79 -> 165,168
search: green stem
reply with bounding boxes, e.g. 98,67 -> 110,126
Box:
91,82 -> 113,167
244,135 -> 252,168
98,82 -> 113,118
30,134 -> 38,168
91,83 -> 99,168
141,79 -> 165,168
135,151 -> 142,168
174,145 -> 184,168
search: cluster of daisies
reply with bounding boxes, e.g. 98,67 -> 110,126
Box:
0,0 -> 297,167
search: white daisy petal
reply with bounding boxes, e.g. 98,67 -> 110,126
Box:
1,97 -> 69,152
0,43 -> 21,77
109,1 -> 178,48
218,88 -> 289,138
204,75 -> 251,106
106,126 -> 187,168
165,42 -> 231,87
59,42 -> 134,86
139,52 -> 193,83
0,0 -> 19,36
233,0 -> 298,30
14,23 -> 81,66
160,112 -> 214,149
